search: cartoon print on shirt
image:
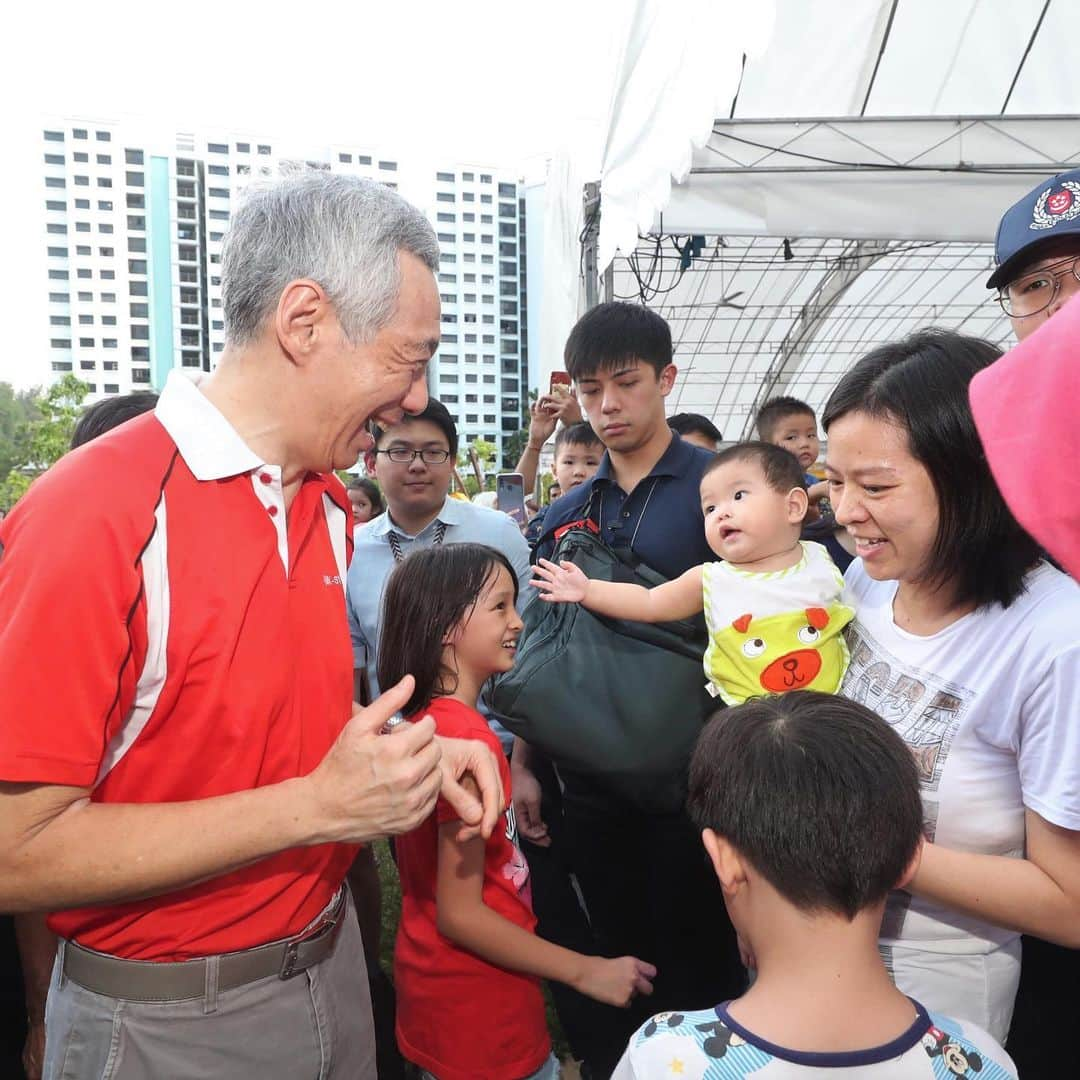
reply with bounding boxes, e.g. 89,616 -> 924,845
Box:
500,801 -> 531,900
694,1020 -> 746,1058
842,626 -> 976,938
922,1025 -> 984,1077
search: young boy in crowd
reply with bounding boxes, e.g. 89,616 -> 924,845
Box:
524,421 -> 603,546
612,691 -> 1017,1078
533,442 -> 853,705
756,396 -> 853,571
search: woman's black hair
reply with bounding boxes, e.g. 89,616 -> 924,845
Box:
822,328 -> 1041,610
688,691 -> 924,920
377,543 -> 520,717
347,476 -> 384,516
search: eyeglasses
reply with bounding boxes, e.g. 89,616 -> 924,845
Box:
998,255 -> 1080,318
375,447 -> 452,465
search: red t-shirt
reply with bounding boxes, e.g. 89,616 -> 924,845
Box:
394,697 -> 550,1080
0,376 -> 357,960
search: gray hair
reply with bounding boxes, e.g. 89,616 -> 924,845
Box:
221,171 -> 440,345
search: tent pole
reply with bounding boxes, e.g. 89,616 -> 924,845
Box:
582,181 -> 601,310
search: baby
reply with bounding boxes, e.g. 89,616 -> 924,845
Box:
532,442 -> 853,705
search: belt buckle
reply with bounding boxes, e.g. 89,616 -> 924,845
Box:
279,941 -> 301,980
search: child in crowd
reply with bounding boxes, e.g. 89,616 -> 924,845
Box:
525,422 -> 604,545
612,692 -> 1017,1078
755,396 -> 853,571
378,543 -> 655,1080
533,442 -> 853,705
346,475 -> 384,526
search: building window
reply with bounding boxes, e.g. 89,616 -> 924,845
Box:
126,171 -> 144,187
74,176 -> 90,187
73,128 -> 87,139
441,253 -> 457,264
358,155 -> 372,165
50,316 -> 71,326
129,280 -> 148,297
76,269 -> 91,279
127,193 -> 145,208
132,369 -> 151,384
50,339 -> 72,348
132,347 -> 150,362
100,269 -> 115,279
103,361 -> 118,371
125,149 -> 144,165
103,338 -> 118,349
208,164 -> 229,176
208,142 -> 229,154
44,130 -> 64,142
257,144 -> 272,155
480,174 -> 492,183
47,246 -> 68,258
99,223 -> 114,234
104,383 -> 119,393
45,200 -> 66,211
128,237 -> 147,253
44,153 -> 65,165
101,292 -> 115,302
209,209 -> 229,220
74,222 -> 90,233
97,177 -> 112,188
481,194 -> 492,204
463,192 -> 475,203
131,325 -> 149,340
378,161 -> 397,171
463,233 -> 475,242
45,177 -> 66,188
96,153 -> 111,165
436,192 -> 455,203
437,213 -> 455,223
79,337 -> 94,348
128,215 -> 145,231
48,270 -> 70,280
52,362 -> 73,372
129,259 -> 147,275
47,223 -> 67,235
236,142 -> 250,153
96,130 -> 111,141
338,152 -> 352,163
208,187 -> 230,198
78,314 -> 93,325
48,292 -> 69,303
437,233 -> 455,244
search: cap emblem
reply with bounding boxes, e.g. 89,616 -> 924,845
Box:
1030,181 -> 1080,231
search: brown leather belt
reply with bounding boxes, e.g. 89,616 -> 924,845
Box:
61,887 -> 348,1003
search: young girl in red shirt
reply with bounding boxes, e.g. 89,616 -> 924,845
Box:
378,543 -> 656,1080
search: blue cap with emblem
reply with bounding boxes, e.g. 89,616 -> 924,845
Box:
987,167 -> 1080,290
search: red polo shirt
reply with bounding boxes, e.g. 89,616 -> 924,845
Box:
0,372 -> 356,961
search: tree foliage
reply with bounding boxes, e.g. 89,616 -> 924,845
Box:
0,375 -> 91,511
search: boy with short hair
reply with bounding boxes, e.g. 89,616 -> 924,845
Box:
612,692 -> 1017,1078
533,442 -> 854,705
524,421 -> 603,546
756,396 -> 854,572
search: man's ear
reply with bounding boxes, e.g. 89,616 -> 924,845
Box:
658,363 -> 678,397
701,828 -> 748,898
364,450 -> 378,476
274,278 -> 330,367
787,485 -> 809,524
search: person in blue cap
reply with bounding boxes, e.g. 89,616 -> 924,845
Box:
988,166 -> 1080,341
986,166 -> 1080,1080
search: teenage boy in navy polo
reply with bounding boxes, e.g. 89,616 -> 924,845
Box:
516,302 -> 743,1075
983,166 -> 1080,1079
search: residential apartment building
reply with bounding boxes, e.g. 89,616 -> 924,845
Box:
39,119 -> 529,463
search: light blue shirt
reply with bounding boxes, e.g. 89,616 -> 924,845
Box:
346,495 -> 533,724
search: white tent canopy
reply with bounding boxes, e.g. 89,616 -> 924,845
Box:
541,0 -> 1080,435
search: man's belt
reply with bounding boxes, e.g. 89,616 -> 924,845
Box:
60,887 -> 347,1002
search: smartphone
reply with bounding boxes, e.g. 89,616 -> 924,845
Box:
549,371 -> 572,398
496,473 -> 528,528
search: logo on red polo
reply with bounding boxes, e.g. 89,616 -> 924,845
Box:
1030,181 -> 1080,230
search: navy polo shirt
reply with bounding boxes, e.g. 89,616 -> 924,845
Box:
534,433 -> 716,579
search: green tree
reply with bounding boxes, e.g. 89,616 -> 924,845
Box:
0,375 -> 90,511
0,382 -> 41,483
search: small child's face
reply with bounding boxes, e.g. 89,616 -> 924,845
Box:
771,412 -> 820,471
553,443 -> 602,494
701,461 -> 804,565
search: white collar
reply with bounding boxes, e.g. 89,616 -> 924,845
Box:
155,370 -> 265,480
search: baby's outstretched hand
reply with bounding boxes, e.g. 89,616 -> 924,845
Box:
531,559 -> 589,604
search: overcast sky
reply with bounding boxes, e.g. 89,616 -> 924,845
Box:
0,0 -> 630,389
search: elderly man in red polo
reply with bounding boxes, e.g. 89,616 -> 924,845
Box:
0,173 -> 503,1080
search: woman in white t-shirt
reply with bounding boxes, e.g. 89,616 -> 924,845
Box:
821,328 -> 1080,1042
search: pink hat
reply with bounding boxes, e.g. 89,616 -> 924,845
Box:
969,295 -> 1080,579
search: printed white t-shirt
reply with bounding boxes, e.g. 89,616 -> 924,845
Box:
840,560 -> 1080,953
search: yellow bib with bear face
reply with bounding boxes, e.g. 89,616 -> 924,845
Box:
702,541 -> 854,706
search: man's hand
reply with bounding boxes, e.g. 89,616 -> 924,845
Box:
304,676 -> 444,845
435,735 -> 506,841
512,759 -> 550,847
531,558 -> 589,604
